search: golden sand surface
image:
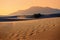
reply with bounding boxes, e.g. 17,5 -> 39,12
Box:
0,17 -> 60,40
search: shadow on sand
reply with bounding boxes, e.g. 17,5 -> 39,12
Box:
0,16 -> 60,22
0,13 -> 60,22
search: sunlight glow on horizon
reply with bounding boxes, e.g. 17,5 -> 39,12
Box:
0,0 -> 60,15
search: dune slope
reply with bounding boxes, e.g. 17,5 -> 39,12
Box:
0,17 -> 60,40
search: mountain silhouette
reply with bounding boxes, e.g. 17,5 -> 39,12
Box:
10,6 -> 60,15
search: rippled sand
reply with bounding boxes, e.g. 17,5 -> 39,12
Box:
0,17 -> 60,40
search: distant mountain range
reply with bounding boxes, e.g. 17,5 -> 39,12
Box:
10,6 -> 60,15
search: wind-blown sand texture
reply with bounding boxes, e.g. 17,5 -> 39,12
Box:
0,17 -> 60,40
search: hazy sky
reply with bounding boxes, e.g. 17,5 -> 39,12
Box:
0,0 -> 60,15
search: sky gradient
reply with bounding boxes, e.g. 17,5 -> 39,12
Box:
0,0 -> 60,15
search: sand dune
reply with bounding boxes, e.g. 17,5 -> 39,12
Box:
0,17 -> 60,40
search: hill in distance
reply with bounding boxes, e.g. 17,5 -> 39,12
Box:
10,6 -> 60,16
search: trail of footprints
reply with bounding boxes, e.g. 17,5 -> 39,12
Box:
4,24 -> 56,40
0,21 -> 57,40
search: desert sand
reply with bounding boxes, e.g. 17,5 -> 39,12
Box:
0,17 -> 60,40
